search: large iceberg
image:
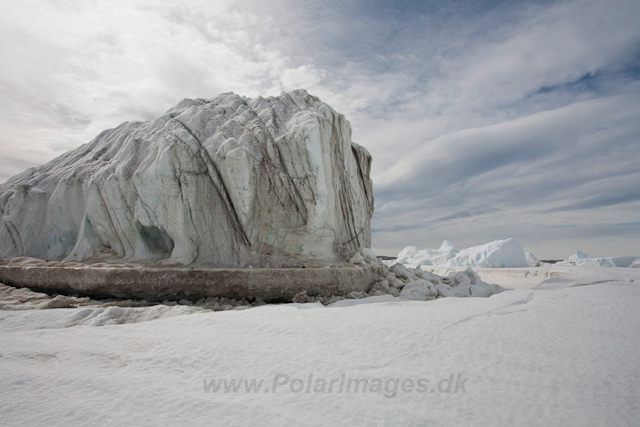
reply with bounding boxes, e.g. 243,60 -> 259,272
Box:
0,90 -> 374,267
561,251 -> 640,268
397,238 -> 538,268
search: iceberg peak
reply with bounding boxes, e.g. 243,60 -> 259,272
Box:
438,240 -> 456,252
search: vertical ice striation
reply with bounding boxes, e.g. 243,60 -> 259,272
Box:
0,90 -> 374,267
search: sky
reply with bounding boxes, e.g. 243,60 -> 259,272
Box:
0,0 -> 639,259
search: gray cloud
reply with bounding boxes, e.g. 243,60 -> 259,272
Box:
542,189 -> 640,213
0,0 -> 639,259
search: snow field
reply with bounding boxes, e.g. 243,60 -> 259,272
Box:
1,265 -> 639,426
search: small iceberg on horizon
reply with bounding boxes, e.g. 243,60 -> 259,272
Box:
397,238 -> 539,268
560,251 -> 640,268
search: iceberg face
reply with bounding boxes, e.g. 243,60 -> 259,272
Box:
451,238 -> 531,268
567,250 -> 590,263
562,251 -> 640,268
438,240 -> 456,252
0,90 -> 374,267
525,250 -> 540,267
397,238 -> 537,268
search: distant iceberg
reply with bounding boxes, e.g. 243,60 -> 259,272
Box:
561,251 -> 640,268
397,238 -> 538,268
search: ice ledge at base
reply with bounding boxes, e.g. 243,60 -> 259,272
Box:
0,263 -> 382,302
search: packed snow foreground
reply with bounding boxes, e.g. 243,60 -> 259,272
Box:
2,265 -> 640,426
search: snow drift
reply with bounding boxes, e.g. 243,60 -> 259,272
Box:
3,266 -> 640,426
397,238 -> 539,268
0,90 -> 374,267
561,251 -> 640,268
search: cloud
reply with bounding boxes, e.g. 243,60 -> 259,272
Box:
372,91 -> 640,257
0,0 -> 314,157
543,189 -> 640,213
377,93 -> 640,197
0,0 -> 639,259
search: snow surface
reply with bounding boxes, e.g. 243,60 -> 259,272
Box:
2,265 -> 639,426
397,238 -> 539,268
560,250 -> 640,268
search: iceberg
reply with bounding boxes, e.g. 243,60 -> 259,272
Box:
397,238 -> 538,268
561,251 -> 640,268
0,90 -> 374,267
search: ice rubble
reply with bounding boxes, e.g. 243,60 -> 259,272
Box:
560,251 -> 640,268
0,90 -> 373,267
294,247 -> 505,303
397,238 -> 539,268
